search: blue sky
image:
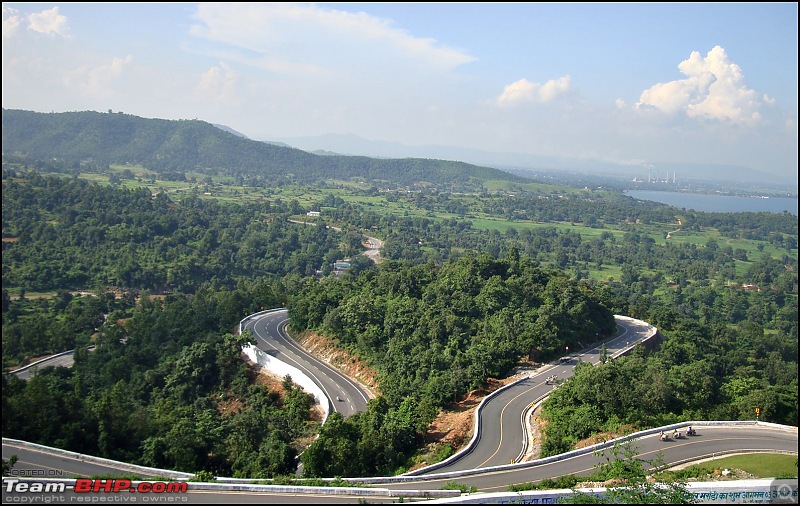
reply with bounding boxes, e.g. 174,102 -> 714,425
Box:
2,3 -> 797,184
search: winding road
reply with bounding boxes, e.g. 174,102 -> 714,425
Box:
10,352 -> 78,381
4,424 -> 796,502
4,237 -> 797,502
10,346 -> 96,381
363,235 -> 383,264
244,309 -> 371,418
5,311 -> 796,502
415,316 -> 655,475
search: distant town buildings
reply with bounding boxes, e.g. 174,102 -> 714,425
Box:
632,170 -> 677,184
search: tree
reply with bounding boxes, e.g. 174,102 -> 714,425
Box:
300,412 -> 361,477
563,441 -> 696,504
564,482 -> 696,504
599,343 -> 609,364
2,455 -> 17,475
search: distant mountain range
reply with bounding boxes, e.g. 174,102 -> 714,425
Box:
1,109 -> 527,189
211,123 -> 250,139
274,133 -> 786,186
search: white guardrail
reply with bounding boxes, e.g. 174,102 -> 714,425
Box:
342,420 -> 798,485
239,308 -> 331,423
4,422 -> 796,501
5,314 -> 797,501
405,314 -> 659,476
8,350 -> 75,374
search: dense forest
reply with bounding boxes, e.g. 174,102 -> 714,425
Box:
3,284 -> 319,478
289,254 -> 615,476
1,168 -> 615,476
1,170 -> 364,296
2,154 -> 797,479
327,197 -> 798,309
540,318 -> 797,456
1,109 -> 526,190
290,255 -> 615,406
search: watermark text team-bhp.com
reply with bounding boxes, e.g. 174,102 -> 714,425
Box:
3,478 -> 189,503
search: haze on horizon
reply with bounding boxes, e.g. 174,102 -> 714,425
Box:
2,3 -> 797,186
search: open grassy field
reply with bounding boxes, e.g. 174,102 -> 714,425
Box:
57,170 -> 797,274
682,453 -> 798,479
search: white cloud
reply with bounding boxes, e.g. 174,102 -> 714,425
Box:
636,46 -> 768,125
496,76 -> 572,106
63,55 -> 134,98
197,62 -> 243,106
2,7 -> 22,39
189,3 -> 474,74
27,6 -> 69,37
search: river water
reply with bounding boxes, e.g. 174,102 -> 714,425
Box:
624,190 -> 798,216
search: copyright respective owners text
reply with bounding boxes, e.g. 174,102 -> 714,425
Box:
3,478 -> 189,503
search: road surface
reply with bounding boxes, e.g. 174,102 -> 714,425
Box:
363,235 -> 383,264
244,309 -> 371,418
5,312 -> 796,503
415,316 -> 655,474
4,424 -> 795,502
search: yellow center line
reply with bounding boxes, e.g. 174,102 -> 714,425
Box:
478,436 -> 761,492
478,380 -> 548,468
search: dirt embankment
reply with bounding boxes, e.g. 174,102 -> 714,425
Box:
293,331 -> 381,398
290,331 -> 527,457
284,331 -> 566,470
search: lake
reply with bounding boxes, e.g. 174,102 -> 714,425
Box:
624,190 -> 798,216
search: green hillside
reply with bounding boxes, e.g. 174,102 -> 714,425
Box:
1,109 -> 528,189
